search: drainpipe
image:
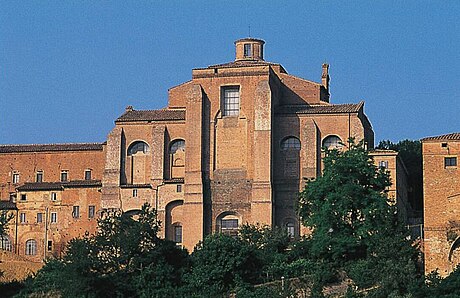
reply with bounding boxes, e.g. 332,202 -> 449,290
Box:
15,209 -> 18,254
44,207 -> 48,260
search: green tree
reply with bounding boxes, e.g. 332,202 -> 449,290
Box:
298,141 -> 422,297
20,203 -> 189,297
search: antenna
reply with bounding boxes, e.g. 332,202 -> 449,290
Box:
248,25 -> 251,37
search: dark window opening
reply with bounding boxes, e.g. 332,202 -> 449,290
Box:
85,170 -> 92,180
174,225 -> 182,243
445,157 -> 457,168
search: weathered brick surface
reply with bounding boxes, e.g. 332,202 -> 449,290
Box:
423,138 -> 460,276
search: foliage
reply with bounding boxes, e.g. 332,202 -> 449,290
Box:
19,204 -> 189,297
298,140 -> 422,296
376,139 -> 423,212
0,210 -> 13,236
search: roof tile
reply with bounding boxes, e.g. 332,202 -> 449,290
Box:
276,102 -> 364,115
116,109 -> 186,122
421,132 -> 460,142
0,143 -> 104,154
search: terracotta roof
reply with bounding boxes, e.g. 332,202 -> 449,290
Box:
164,178 -> 185,184
17,180 -> 102,191
116,109 -> 186,123
0,201 -> 17,210
276,102 -> 364,115
206,60 -> 281,69
0,143 -> 104,153
120,184 -> 152,189
421,132 -> 460,142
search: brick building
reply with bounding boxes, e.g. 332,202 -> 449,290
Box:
422,132 -> 460,276
0,38 -> 407,260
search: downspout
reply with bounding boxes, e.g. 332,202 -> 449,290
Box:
44,207 -> 48,260
15,209 -> 18,254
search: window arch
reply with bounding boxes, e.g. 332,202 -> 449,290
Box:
216,212 -> 240,236
322,135 -> 343,149
127,141 -> 149,156
281,137 -> 301,150
0,235 -> 12,251
169,139 -> 185,154
25,239 -> 37,255
286,222 -> 295,238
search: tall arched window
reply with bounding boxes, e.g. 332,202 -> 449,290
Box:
0,235 -> 12,251
322,135 -> 343,150
169,139 -> 185,178
286,222 -> 295,238
25,239 -> 37,255
127,141 -> 149,156
217,212 -> 240,237
281,137 -> 301,150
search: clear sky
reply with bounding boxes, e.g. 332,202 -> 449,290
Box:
1,2 -> 459,145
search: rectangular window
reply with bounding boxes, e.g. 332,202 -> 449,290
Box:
174,225 -> 182,243
20,194 -> 27,201
222,86 -> 240,116
88,205 -> 95,219
36,171 -> 43,183
12,172 -> 19,184
133,189 -> 138,197
445,157 -> 457,168
378,160 -> 388,169
177,185 -> 182,192
47,240 -> 52,252
20,213 -> 26,223
72,206 -> 80,218
51,192 -> 57,201
51,212 -> 57,223
84,170 -> 92,180
37,213 -> 43,223
221,219 -> 239,230
60,170 -> 68,182
243,43 -> 252,57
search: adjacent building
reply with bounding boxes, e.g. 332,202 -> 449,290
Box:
422,133 -> 460,276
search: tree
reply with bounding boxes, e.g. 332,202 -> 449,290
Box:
298,140 -> 422,296
20,203 -> 189,297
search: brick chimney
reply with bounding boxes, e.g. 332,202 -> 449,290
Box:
234,38 -> 265,61
322,63 -> 330,91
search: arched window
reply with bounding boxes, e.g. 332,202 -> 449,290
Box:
0,235 -> 12,251
127,141 -> 149,156
322,135 -> 343,149
25,239 -> 37,255
217,213 -> 240,236
286,222 -> 295,238
169,139 -> 185,154
281,137 -> 301,150
173,224 -> 183,244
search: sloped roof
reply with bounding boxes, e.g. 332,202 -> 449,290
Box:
0,143 -> 104,153
0,201 -> 17,210
116,109 -> 186,123
276,102 -> 364,115
206,60 -> 281,69
17,180 -> 102,191
421,132 -> 460,142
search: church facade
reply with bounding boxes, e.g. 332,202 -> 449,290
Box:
0,38 -> 407,261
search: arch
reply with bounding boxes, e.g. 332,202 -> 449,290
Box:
284,219 -> 296,238
165,200 -> 184,243
322,135 -> 343,149
25,239 -> 37,256
169,139 -> 185,154
123,209 -> 142,219
127,141 -> 149,156
216,211 -> 241,236
280,136 -> 301,151
448,236 -> 460,263
169,139 -> 185,179
0,235 -> 12,251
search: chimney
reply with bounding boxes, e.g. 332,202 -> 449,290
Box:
125,105 -> 134,112
234,38 -> 265,61
322,63 -> 330,91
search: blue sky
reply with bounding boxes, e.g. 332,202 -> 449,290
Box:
1,2 -> 459,145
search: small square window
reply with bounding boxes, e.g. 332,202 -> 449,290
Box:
378,161 -> 388,169
85,170 -> 92,180
88,205 -> 96,219
37,213 -> 43,223
60,171 -> 68,182
12,173 -> 19,184
20,194 -> 27,201
72,206 -> 80,218
51,212 -> 57,223
20,213 -> 26,223
133,189 -> 138,197
177,185 -> 182,192
36,171 -> 43,183
442,143 -> 448,148
51,192 -> 57,201
445,157 -> 457,168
